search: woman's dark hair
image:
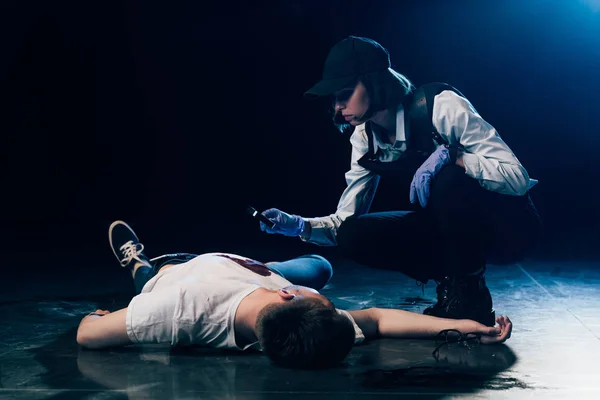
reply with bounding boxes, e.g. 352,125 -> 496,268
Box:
333,68 -> 415,133
255,298 -> 355,369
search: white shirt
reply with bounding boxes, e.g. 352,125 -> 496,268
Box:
126,253 -> 364,350
304,90 -> 538,247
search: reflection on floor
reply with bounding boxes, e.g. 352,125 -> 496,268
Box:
1,260 -> 600,399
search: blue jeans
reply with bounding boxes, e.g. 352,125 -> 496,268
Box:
133,253 -> 333,294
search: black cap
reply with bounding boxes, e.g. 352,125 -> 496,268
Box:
304,36 -> 391,98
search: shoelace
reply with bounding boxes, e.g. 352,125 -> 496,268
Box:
119,240 -> 145,267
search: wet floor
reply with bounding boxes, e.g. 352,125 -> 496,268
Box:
1,258 -> 600,399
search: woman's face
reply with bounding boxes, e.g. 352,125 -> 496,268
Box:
333,81 -> 370,126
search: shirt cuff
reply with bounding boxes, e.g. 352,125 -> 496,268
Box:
299,219 -> 337,247
299,218 -> 311,241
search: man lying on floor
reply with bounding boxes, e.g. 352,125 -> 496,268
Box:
76,220 -> 512,369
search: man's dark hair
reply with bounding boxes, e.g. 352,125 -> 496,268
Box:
255,298 -> 355,369
333,68 -> 415,133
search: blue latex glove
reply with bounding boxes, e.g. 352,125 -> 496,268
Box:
410,146 -> 452,208
260,208 -> 305,237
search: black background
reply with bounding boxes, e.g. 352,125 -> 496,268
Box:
2,0 -> 600,288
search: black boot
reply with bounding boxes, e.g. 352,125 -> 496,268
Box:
423,271 -> 496,327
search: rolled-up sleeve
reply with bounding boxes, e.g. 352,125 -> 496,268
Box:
433,90 -> 536,196
336,309 -> 365,345
302,126 -> 379,246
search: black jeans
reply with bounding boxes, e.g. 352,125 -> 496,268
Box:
336,165 -> 542,282
133,253 -> 198,294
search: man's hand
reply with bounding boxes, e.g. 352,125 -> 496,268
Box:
474,315 -> 512,345
409,146 -> 451,208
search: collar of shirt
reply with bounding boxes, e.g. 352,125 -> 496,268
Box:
372,104 -> 406,154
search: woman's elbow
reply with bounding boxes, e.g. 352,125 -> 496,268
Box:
514,185 -> 529,196
76,329 -> 103,349
513,169 -> 531,196
498,180 -> 529,197
499,164 -> 530,196
508,178 -> 529,196
76,333 -> 91,348
76,330 -> 93,349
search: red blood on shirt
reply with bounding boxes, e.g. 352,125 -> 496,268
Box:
215,254 -> 272,277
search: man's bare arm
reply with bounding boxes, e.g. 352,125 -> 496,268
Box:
76,308 -> 132,349
349,308 -> 512,344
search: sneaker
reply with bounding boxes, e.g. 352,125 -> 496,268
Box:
108,220 -> 151,271
423,272 -> 496,327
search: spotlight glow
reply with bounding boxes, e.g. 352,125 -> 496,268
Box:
582,0 -> 600,11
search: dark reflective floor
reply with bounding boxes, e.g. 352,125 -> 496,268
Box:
2,259 -> 600,399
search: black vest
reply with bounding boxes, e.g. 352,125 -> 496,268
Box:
357,82 -> 464,178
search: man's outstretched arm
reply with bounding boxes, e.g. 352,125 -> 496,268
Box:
76,309 -> 132,349
348,308 -> 512,344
